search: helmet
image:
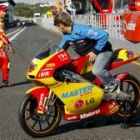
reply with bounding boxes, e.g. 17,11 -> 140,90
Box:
0,5 -> 8,12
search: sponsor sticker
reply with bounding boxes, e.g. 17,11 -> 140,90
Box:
86,98 -> 94,105
74,100 -> 84,109
88,29 -> 98,35
38,93 -> 45,107
58,52 -> 68,60
126,51 -> 134,59
67,116 -> 78,120
46,63 -> 55,67
61,85 -> 93,99
80,109 -> 100,119
39,71 -> 49,78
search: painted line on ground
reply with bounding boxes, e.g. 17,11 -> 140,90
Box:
7,28 -> 21,37
9,26 -> 26,41
132,61 -> 140,66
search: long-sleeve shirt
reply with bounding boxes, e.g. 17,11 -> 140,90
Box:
56,23 -> 112,55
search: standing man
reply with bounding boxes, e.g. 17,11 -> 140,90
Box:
0,5 -> 15,87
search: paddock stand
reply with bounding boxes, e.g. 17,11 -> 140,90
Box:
121,99 -> 140,129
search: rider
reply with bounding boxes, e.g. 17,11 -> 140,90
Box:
53,12 -> 120,100
0,5 -> 15,87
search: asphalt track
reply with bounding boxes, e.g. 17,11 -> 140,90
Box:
0,25 -> 140,140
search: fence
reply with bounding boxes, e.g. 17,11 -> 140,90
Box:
36,13 -> 140,54
74,13 -> 124,40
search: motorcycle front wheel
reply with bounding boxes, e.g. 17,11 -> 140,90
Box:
19,94 -> 62,137
112,74 -> 140,121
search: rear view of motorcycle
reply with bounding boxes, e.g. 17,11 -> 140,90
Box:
19,41 -> 140,137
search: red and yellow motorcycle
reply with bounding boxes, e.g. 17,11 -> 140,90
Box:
19,40 -> 140,137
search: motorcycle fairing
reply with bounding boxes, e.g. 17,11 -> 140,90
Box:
49,82 -> 104,115
26,46 -> 140,115
107,48 -> 140,70
66,48 -> 140,75
37,50 -> 71,78
25,72 -> 129,114
115,72 -> 129,82
64,100 -> 119,121
66,55 -> 91,74
27,50 -> 71,86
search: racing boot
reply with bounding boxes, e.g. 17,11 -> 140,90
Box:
103,80 -> 131,100
1,80 -> 10,87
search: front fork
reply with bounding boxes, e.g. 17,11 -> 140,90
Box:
26,86 -> 56,114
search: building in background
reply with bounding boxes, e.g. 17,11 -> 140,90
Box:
0,0 -> 16,27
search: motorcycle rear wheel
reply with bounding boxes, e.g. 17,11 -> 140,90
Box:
111,74 -> 140,121
19,94 -> 62,137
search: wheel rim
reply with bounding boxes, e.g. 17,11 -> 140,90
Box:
118,79 -> 140,117
24,97 -> 59,134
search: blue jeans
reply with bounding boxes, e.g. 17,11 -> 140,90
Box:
92,51 -> 115,87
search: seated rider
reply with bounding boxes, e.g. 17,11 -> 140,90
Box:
53,12 -> 120,99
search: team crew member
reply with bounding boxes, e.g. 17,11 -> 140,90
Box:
53,12 -> 120,99
0,5 -> 15,87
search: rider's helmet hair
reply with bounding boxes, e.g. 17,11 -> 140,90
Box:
54,12 -> 73,27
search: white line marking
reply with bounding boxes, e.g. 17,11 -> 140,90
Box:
9,27 -> 26,41
132,61 -> 140,66
7,28 -> 22,37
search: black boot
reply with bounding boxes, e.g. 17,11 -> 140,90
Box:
1,80 -> 10,87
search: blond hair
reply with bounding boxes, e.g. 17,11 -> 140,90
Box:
54,12 -> 73,26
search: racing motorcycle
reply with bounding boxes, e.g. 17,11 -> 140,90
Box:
19,40 -> 140,137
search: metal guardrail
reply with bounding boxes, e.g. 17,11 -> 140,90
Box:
36,13 -> 125,40
74,13 -> 124,40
